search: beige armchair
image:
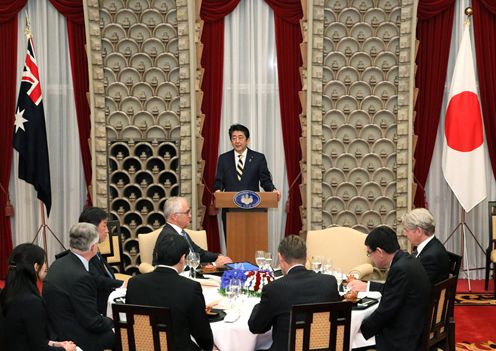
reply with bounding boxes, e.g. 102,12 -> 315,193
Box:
138,228 -> 208,274
306,227 -> 384,281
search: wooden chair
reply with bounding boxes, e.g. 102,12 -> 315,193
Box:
289,301 -> 352,351
112,303 -> 174,351
99,220 -> 131,281
485,201 -> 496,297
420,276 -> 457,351
447,251 -> 462,279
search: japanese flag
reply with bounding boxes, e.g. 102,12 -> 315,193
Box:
442,22 -> 486,212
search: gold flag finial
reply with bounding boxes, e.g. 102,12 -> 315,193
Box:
465,7 -> 473,17
24,11 -> 32,38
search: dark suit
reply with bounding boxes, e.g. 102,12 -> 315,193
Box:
213,148 -> 276,192
361,251 -> 431,351
126,266 -> 213,351
248,265 -> 340,351
43,252 -> 114,351
89,253 -> 123,314
153,223 -> 218,264
370,236 -> 450,291
2,291 -> 64,351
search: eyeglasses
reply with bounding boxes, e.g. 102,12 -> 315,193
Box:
175,209 -> 191,216
366,249 -> 375,257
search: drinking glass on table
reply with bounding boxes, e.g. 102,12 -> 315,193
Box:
311,256 -> 323,273
255,250 -> 265,268
264,252 -> 273,271
187,252 -> 200,278
185,253 -> 192,276
323,257 -> 333,274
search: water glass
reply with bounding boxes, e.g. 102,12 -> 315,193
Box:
311,256 -> 323,273
255,250 -> 265,268
323,258 -> 333,275
187,252 -> 200,278
264,252 -> 273,271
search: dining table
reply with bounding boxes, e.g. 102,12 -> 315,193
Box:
107,273 -> 379,351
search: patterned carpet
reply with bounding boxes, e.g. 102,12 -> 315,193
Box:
455,293 -> 496,306
456,341 -> 496,350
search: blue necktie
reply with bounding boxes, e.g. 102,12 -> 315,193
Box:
181,230 -> 195,252
97,252 -> 114,278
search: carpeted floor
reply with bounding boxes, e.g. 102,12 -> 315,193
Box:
456,341 -> 496,350
456,292 -> 496,306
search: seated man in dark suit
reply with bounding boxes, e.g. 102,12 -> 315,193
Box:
44,223 -> 115,351
79,207 -> 125,314
248,235 -> 340,351
349,208 -> 450,292
153,196 -> 232,266
126,233 -> 213,351
360,226 -> 431,351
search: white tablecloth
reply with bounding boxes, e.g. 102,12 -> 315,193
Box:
107,278 -> 378,351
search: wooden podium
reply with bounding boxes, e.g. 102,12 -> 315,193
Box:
214,192 -> 278,262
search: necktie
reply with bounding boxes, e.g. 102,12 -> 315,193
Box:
181,230 -> 195,252
411,247 -> 418,258
98,252 -> 114,278
236,154 -> 243,181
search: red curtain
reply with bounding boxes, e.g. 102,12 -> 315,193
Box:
473,0 -> 496,179
49,0 -> 92,206
265,0 -> 303,236
200,0 -> 240,252
413,0 -> 455,208
0,0 -> 27,278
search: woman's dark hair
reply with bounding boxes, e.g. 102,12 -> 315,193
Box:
0,243 -> 46,314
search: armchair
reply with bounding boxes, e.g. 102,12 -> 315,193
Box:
99,220 -> 131,281
306,227 -> 383,281
138,227 -> 208,274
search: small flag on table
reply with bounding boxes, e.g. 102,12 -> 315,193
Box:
13,31 -> 52,215
442,21 -> 486,212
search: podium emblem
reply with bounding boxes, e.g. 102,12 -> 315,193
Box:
233,190 -> 261,209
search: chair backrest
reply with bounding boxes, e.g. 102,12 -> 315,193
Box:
289,301 -> 352,351
306,227 -> 371,273
138,228 -> 162,267
112,303 -> 173,351
489,201 -> 496,242
420,276 -> 457,351
184,229 -> 208,250
446,251 -> 462,278
99,220 -> 125,273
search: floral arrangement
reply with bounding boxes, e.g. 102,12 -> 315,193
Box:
220,269 -> 274,297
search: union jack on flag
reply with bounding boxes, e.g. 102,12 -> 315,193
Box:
13,34 -> 52,215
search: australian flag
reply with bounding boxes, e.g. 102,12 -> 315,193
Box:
13,35 -> 52,215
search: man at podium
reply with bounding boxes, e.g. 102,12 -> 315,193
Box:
213,124 -> 280,237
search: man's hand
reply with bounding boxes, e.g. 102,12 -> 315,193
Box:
273,189 -> 281,201
215,255 -> 233,267
347,279 -> 368,292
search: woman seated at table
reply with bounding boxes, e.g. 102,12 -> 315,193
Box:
0,243 -> 77,351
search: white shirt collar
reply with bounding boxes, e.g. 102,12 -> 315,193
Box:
72,250 -> 90,272
168,222 -> 183,234
416,235 -> 435,256
234,149 -> 248,162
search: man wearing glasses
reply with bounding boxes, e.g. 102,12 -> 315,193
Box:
360,226 -> 430,351
153,196 -> 232,266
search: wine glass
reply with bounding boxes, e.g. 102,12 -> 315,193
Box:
187,252 -> 200,278
255,250 -> 265,268
230,278 -> 242,304
264,252 -> 273,271
311,256 -> 323,273
185,253 -> 192,276
323,257 -> 333,275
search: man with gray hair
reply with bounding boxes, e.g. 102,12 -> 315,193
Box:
44,223 -> 114,351
349,208 -> 450,292
153,196 -> 232,266
400,207 -> 450,284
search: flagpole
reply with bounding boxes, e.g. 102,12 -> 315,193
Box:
32,201 -> 66,265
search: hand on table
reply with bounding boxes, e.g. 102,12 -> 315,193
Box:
347,279 -> 368,292
215,255 -> 233,267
